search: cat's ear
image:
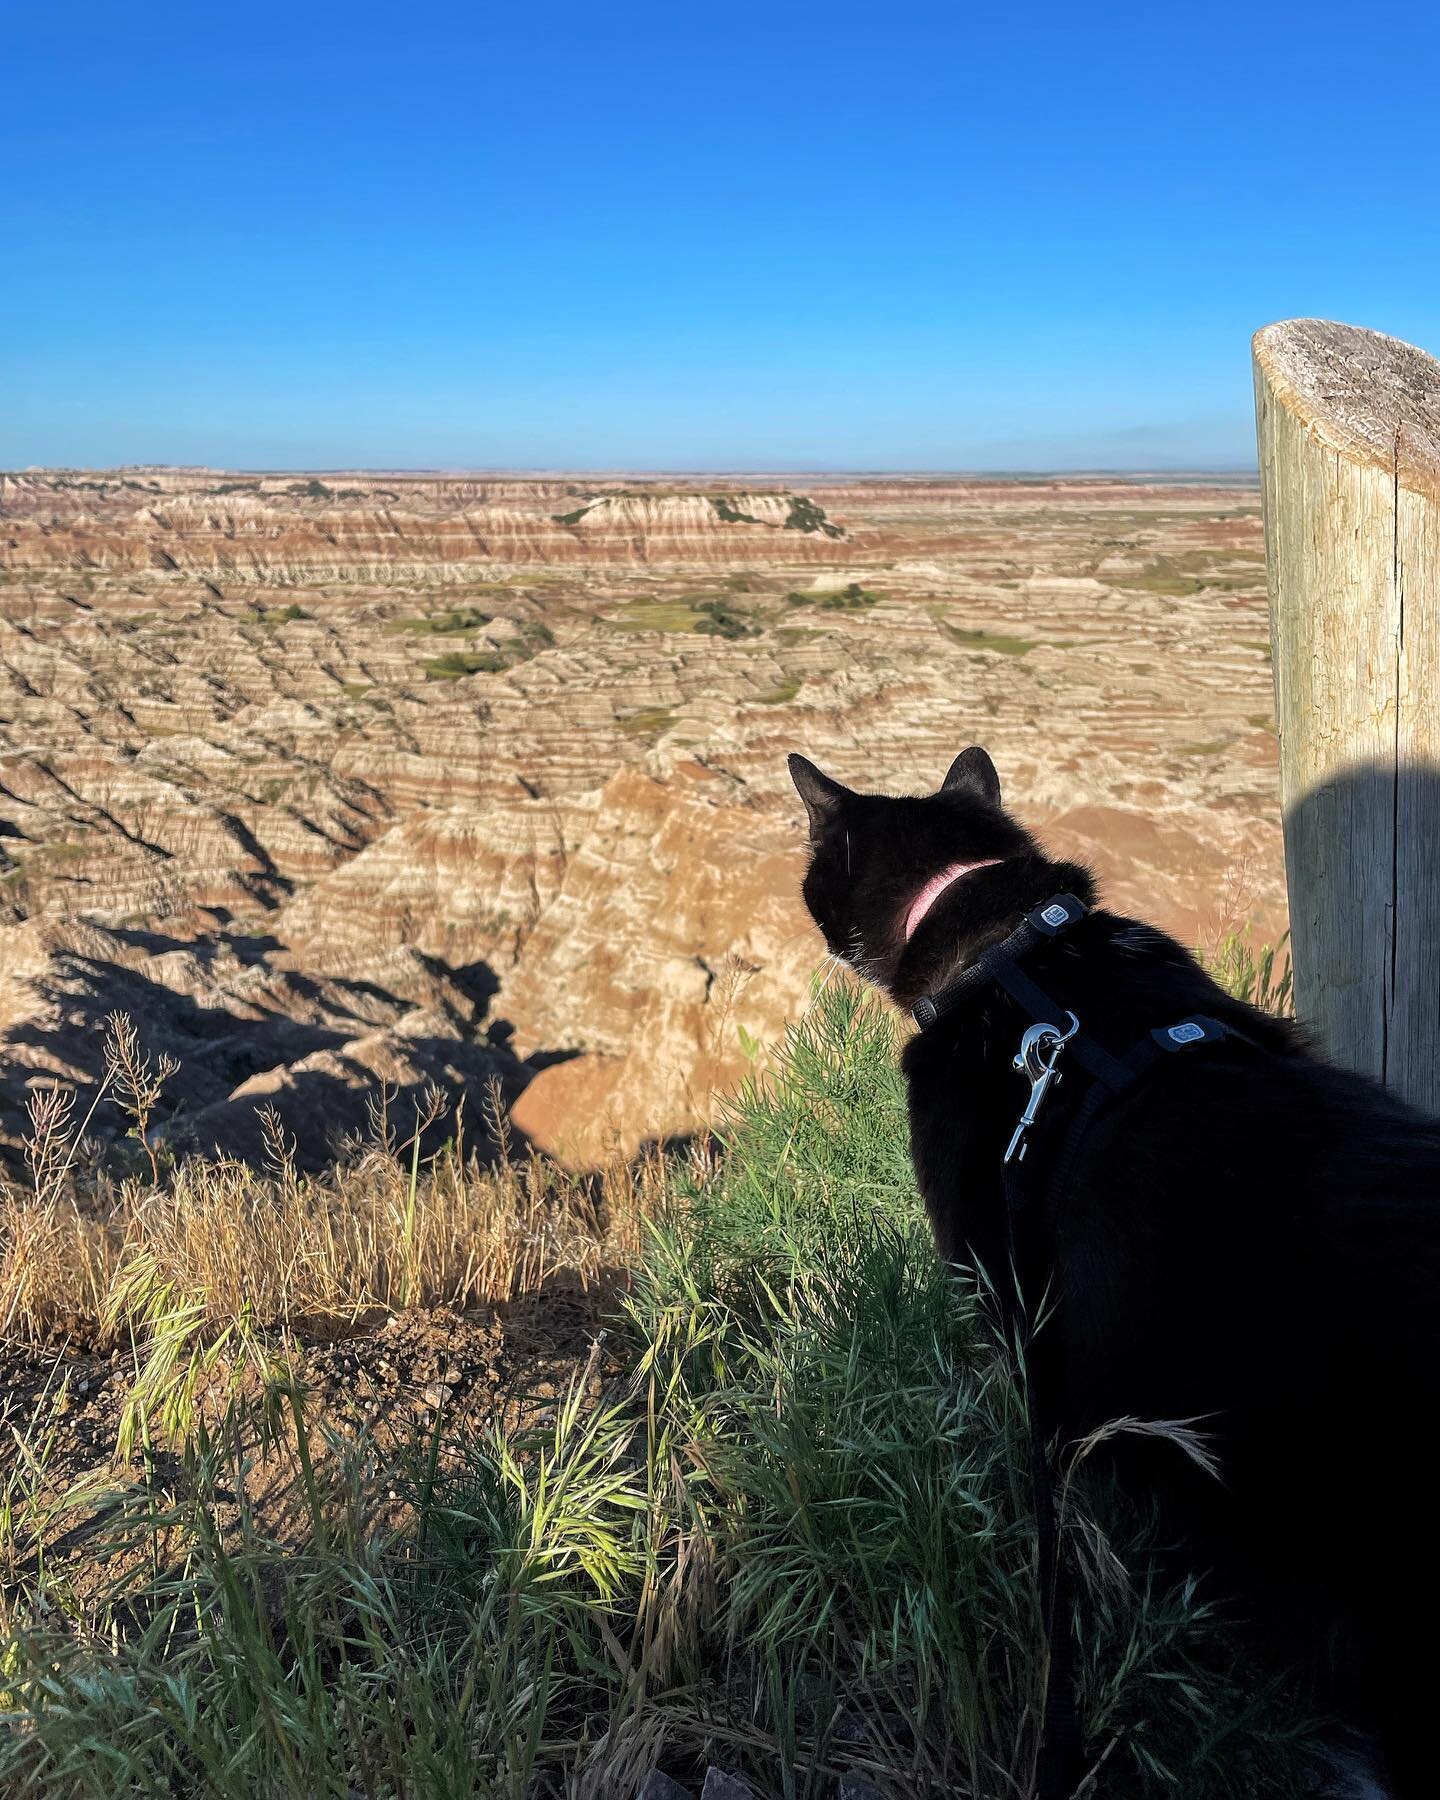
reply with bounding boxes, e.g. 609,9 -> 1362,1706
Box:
788,753 -> 850,837
941,746 -> 1002,807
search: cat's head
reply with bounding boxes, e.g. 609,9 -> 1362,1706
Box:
787,747 -> 1095,1004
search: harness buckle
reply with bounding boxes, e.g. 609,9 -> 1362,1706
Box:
1004,1012 -> 1080,1164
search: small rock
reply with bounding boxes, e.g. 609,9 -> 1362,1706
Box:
700,1772 -> 754,1800
422,1381 -> 453,1409
636,1773 -> 693,1800
441,1364 -> 462,1385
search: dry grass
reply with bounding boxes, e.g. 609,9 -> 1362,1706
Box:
0,1017 -> 661,1348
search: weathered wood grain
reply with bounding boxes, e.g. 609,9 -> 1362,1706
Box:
1254,319 -> 1440,1110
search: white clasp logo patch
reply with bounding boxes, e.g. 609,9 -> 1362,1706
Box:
1168,1022 -> 1205,1045
1040,903 -> 1069,928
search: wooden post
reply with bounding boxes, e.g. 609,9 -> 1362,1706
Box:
1253,319 -> 1440,1112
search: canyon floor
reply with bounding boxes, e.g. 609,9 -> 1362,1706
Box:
0,468 -> 1283,1172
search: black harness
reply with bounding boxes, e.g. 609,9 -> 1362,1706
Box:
912,893 -> 1243,1800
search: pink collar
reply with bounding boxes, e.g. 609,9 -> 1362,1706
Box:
903,859 -> 1001,941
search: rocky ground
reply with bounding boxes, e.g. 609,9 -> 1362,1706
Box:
1,468 -> 1284,1170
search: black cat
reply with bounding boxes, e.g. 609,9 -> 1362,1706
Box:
789,744 -> 1440,1798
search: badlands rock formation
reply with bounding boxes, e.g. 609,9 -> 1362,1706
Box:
1,470 -> 1283,1168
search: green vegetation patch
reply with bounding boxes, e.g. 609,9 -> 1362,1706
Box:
1111,572 -> 1210,598
693,598 -> 759,639
422,649 -> 507,680
755,677 -> 802,704
710,496 -> 768,526
940,623 -> 1036,656
786,581 -> 882,612
782,493 -> 845,537
388,606 -> 493,637
610,596 -> 759,636
611,600 -> 705,633
617,707 -> 677,738
257,603 -> 311,626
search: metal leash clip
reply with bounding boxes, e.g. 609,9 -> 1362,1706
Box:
1004,1012 -> 1081,1164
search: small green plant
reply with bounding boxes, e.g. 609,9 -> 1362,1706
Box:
1204,928 -> 1294,1016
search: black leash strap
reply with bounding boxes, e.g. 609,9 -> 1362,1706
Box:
912,894 -> 1242,1800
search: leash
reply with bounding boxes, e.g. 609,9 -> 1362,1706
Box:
913,895 -> 1244,1800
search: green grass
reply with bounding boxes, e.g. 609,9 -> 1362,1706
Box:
256,604 -> 311,626
617,707 -> 677,738
611,600 -> 706,633
389,607 -> 494,637
422,649 -> 507,680
786,582 -> 882,613
940,624 -> 1037,656
755,677 -> 802,704
0,983 -> 1317,1797
609,597 -> 759,637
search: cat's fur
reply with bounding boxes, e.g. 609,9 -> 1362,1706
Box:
789,745 -> 1440,1797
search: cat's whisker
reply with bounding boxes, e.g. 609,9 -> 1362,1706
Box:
804,952 -> 846,1013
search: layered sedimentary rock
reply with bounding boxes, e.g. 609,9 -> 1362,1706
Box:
1,469 -> 1284,1168
0,476 -> 856,582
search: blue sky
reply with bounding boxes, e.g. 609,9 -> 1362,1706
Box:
3,1 -> 1438,471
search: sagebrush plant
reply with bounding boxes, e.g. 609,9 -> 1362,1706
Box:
0,975 -> 1320,1796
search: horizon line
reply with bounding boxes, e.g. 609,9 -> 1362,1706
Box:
9,463 -> 1263,483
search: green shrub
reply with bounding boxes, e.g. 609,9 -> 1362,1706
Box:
786,582 -> 881,612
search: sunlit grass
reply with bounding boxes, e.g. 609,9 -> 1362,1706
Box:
0,978 -> 1318,1796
